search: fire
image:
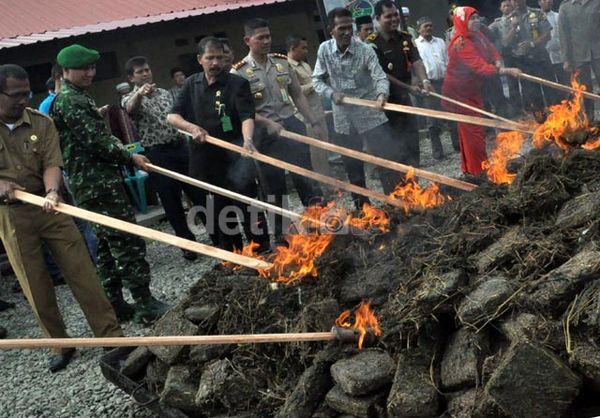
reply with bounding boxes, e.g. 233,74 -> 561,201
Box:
389,169 -> 450,214
300,201 -> 389,234
335,300 -> 382,349
482,131 -> 526,185
223,241 -> 262,270
533,77 -> 600,152
349,203 -> 390,233
258,233 -> 334,284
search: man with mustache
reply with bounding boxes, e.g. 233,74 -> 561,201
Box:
167,37 -> 271,253
51,44 -> 169,325
0,64 -> 123,372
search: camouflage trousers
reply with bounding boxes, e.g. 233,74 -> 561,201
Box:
78,184 -> 151,300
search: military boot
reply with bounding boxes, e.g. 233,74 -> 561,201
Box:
131,288 -> 170,325
106,288 -> 135,322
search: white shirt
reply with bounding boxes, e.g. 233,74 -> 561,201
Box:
414,35 -> 448,81
544,10 -> 562,64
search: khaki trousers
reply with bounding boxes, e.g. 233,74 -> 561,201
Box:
0,204 -> 122,354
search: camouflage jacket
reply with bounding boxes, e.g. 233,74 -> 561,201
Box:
51,79 -> 132,203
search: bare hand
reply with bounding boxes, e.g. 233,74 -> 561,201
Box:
375,94 -> 387,110
138,83 -> 156,97
266,120 -> 283,137
0,181 -> 25,202
517,41 -> 530,51
97,105 -> 109,117
243,140 -> 258,155
499,67 -> 522,77
331,92 -> 345,105
189,125 -> 208,143
421,80 -> 434,94
43,190 -> 62,213
132,154 -> 150,171
409,84 -> 425,96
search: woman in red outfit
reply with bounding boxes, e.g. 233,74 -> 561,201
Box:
442,6 -> 521,176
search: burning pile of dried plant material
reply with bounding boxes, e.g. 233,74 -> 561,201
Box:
106,85 -> 600,416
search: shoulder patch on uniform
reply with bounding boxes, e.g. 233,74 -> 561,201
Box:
270,53 -> 288,60
27,107 -> 52,121
232,60 -> 247,70
366,32 -> 378,43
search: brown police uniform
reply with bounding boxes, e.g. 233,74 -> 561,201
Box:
366,31 -> 422,167
0,108 -> 122,353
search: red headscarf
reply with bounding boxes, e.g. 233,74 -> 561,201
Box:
448,6 -> 478,49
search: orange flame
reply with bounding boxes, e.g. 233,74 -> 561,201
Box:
389,169 -> 450,214
258,233 -> 334,284
300,201 -> 389,234
482,131 -> 526,184
222,241 -> 263,270
348,203 -> 390,233
335,300 -> 382,349
533,77 -> 600,152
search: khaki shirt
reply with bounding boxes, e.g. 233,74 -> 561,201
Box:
558,0 -> 600,65
232,53 -> 299,123
0,108 -> 63,195
287,57 -> 325,122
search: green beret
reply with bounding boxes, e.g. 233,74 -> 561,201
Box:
57,44 -> 100,69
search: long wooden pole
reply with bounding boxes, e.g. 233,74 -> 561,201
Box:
518,72 -> 600,102
14,190 -> 272,271
390,76 -> 522,126
343,97 -> 535,134
280,130 -> 477,192
178,130 -> 405,208
0,333 -> 337,349
146,163 -> 303,222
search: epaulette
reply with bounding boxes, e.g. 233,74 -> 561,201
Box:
270,53 -> 288,60
27,107 -> 52,121
232,60 -> 247,70
365,32 -> 378,43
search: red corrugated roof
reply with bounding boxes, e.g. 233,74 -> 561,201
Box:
0,0 -> 290,49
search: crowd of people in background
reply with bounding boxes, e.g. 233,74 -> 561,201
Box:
0,0 -> 598,372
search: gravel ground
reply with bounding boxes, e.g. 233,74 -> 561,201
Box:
0,132 -> 461,418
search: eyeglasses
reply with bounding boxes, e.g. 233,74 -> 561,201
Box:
0,90 -> 33,100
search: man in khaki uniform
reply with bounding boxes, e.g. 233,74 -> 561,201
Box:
286,34 -> 332,185
0,64 -> 123,372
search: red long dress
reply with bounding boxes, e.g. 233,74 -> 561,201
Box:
442,6 -> 501,176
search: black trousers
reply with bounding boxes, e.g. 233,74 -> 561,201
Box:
512,57 -> 554,116
386,94 -> 421,168
334,122 -> 402,210
188,141 -> 270,252
256,116 -> 323,237
145,142 -> 218,246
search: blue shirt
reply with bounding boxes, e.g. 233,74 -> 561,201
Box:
38,92 -> 57,115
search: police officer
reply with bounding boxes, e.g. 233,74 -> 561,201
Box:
167,37 -> 271,253
233,18 -> 323,244
503,0 -> 552,118
0,64 -> 123,372
367,0 -> 433,168
50,45 -> 168,324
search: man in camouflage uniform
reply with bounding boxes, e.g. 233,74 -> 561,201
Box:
50,44 -> 168,324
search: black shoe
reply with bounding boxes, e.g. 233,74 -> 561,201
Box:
182,249 -> 198,261
52,275 -> 66,286
108,291 -> 135,323
0,325 -> 6,339
49,348 -> 75,373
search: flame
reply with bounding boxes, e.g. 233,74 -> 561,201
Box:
378,243 -> 386,250
533,77 -> 600,152
258,233 -> 334,284
349,203 -> 390,233
335,300 -> 382,349
300,201 -> 389,234
222,241 -> 263,270
389,169 -> 450,214
482,131 -> 526,184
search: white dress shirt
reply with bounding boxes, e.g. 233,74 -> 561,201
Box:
415,35 -> 448,81
544,10 -> 563,64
